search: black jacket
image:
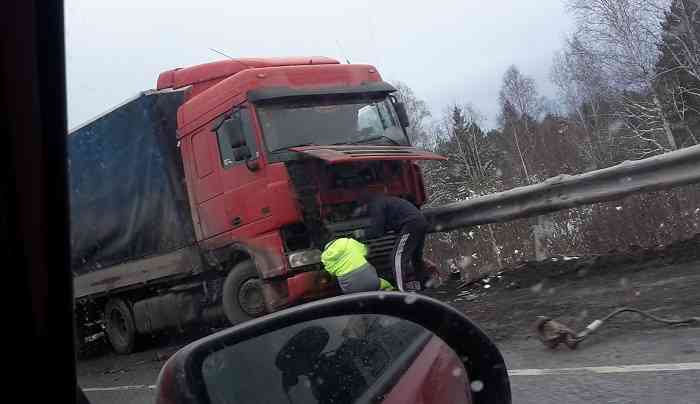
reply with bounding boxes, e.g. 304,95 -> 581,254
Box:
366,195 -> 425,238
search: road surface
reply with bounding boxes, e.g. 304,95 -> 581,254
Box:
79,322 -> 700,404
79,242 -> 700,403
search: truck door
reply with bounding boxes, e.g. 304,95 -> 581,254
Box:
211,105 -> 270,238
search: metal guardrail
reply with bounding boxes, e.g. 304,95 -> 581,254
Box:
423,144 -> 700,233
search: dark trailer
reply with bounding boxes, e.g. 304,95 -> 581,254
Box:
69,89 -> 200,300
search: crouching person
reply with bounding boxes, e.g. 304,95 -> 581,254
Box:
321,237 -> 394,294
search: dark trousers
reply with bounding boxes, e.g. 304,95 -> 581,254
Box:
391,218 -> 428,291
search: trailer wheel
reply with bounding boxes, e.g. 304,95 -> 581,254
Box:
222,260 -> 267,325
104,298 -> 137,355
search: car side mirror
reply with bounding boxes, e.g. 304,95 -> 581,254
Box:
394,102 -> 410,128
155,292 -> 511,404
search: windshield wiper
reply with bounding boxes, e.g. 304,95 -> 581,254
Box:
348,135 -> 400,146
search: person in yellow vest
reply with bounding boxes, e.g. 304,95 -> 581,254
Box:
321,237 -> 394,294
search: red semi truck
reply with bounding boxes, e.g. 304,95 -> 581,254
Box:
71,57 -> 444,354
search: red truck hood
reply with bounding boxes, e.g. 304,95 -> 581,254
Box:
288,145 -> 446,164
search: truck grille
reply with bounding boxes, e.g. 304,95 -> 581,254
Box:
365,234 -> 397,277
325,218 -> 398,277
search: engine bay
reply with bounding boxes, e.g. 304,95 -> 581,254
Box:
284,158 -> 422,246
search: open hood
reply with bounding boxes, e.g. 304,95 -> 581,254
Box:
288,145 -> 446,164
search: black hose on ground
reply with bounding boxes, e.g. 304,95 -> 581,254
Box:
534,307 -> 700,349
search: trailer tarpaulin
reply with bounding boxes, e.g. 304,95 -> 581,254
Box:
68,90 -> 195,275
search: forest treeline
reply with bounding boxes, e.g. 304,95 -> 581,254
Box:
395,0 -> 700,278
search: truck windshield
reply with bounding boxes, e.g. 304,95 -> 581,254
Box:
256,96 -> 409,152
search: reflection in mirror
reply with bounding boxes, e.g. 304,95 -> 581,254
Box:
201,314 -> 471,404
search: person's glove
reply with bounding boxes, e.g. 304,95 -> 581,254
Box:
379,278 -> 395,291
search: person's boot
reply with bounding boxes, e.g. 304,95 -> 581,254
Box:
421,258 -> 442,289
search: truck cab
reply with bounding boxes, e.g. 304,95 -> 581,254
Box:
160,57 -> 444,323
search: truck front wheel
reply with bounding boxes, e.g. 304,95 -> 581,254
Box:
103,298 -> 137,355
222,260 -> 267,325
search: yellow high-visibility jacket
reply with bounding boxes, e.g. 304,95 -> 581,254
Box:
321,238 -> 394,290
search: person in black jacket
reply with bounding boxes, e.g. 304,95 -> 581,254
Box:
362,193 -> 429,291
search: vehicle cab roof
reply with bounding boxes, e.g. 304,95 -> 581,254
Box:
162,58 -> 385,137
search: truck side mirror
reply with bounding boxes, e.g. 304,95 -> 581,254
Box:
217,116 -> 246,148
234,146 -> 260,171
233,145 -> 252,161
394,102 -> 410,128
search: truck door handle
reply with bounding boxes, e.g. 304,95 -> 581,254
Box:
231,217 -> 242,227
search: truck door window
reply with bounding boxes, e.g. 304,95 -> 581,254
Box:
216,108 -> 258,169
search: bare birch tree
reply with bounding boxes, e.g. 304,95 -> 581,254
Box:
567,0 -> 679,151
656,0 -> 700,147
551,36 -> 618,167
498,65 -> 545,182
658,0 -> 700,82
498,66 -> 553,260
430,104 -> 502,268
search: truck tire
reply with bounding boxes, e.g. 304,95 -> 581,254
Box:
104,298 -> 137,355
222,260 -> 267,325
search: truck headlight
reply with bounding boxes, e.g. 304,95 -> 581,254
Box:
288,249 -> 322,268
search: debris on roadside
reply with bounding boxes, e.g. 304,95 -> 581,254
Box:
457,290 -> 481,301
103,367 -> 128,375
535,308 -> 700,350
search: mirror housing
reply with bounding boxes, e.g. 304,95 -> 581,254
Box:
233,146 -> 259,171
245,159 -> 259,171
233,145 -> 251,161
394,102 -> 410,128
155,292 -> 511,404
217,117 -> 246,148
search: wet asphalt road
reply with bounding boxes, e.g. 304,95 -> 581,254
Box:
512,371 -> 700,404
81,326 -> 700,404
505,327 -> 700,404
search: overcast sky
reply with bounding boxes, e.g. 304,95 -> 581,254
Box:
65,0 -> 574,130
